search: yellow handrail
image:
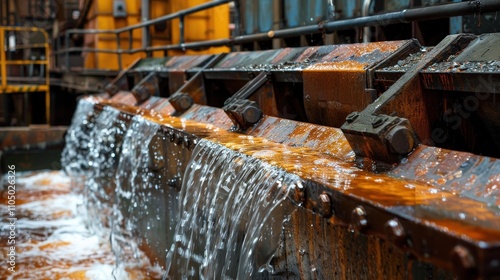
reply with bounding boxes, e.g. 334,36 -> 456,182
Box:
0,26 -> 51,124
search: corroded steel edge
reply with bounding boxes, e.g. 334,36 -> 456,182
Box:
86,93 -> 500,279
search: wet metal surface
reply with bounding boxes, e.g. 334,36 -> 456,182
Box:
342,34 -> 477,163
303,40 -> 418,128
89,93 -> 500,279
68,34 -> 500,278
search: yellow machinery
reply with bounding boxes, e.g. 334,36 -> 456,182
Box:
82,0 -> 230,70
0,26 -> 50,124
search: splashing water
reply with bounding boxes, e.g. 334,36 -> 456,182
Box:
112,115 -> 161,278
165,139 -> 299,279
16,98 -> 299,279
85,106 -> 130,235
0,170 -> 156,280
61,98 -> 99,178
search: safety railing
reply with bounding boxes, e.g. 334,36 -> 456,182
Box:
52,0 -> 234,71
52,0 -> 500,72
0,26 -> 51,124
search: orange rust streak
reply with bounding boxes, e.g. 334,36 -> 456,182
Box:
320,41 -> 405,61
305,60 -> 368,71
96,98 -> 500,243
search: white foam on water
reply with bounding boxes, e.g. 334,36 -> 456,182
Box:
0,170 -> 155,280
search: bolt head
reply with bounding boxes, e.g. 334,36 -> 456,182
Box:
386,125 -> 415,155
351,206 -> 368,232
319,192 -> 332,217
451,245 -> 476,279
178,95 -> 193,110
242,105 -> 262,126
384,218 -> 407,247
346,112 -> 360,123
371,115 -> 387,128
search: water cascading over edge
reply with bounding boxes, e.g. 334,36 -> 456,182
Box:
165,139 -> 300,279
111,115 -> 163,278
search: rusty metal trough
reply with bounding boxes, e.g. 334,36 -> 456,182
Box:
66,33 -> 500,279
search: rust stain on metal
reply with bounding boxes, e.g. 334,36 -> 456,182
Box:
302,41 -> 412,129
303,61 -> 369,127
91,94 -> 500,278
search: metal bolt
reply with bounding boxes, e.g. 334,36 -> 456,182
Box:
242,105 -> 262,126
371,115 -> 386,128
170,93 -> 194,112
451,245 -> 476,280
105,83 -> 120,96
178,95 -> 193,111
386,125 -> 415,155
351,206 -> 368,232
384,218 -> 407,247
346,112 -> 359,123
319,192 -> 332,218
189,138 -> 198,151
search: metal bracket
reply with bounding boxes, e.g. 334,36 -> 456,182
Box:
342,113 -> 418,163
169,92 -> 194,113
131,71 -> 159,105
104,58 -> 141,96
168,53 -> 227,114
222,71 -> 271,130
341,34 -> 476,164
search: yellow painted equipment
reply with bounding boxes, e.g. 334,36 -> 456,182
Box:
82,0 -> 230,70
0,26 -> 50,123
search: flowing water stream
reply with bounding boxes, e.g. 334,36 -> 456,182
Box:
165,139 -> 300,280
111,115 -> 161,279
2,99 -> 302,279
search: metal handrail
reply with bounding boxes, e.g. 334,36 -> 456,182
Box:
54,0 -> 233,70
0,26 -> 51,124
53,0 -> 500,71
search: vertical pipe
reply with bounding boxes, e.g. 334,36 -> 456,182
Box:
141,0 -> 150,56
244,0 -> 254,34
327,0 -> 335,20
232,1 -> 241,37
362,0 -> 371,42
259,0 -> 273,32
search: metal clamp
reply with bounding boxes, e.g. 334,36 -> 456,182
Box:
342,113 -> 418,163
131,71 -> 159,105
168,53 -> 227,114
104,58 -> 141,96
222,71 -> 271,130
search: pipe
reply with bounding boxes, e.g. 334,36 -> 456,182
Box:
115,0 -> 233,34
327,0 -> 335,20
141,0 -> 150,53
56,0 -> 500,55
362,0 -> 371,42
